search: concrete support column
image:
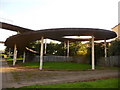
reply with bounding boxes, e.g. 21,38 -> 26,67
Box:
39,37 -> 44,70
91,36 -> 95,70
104,39 -> 107,62
23,52 -> 26,63
104,40 -> 107,59
17,31 -> 20,34
13,44 -> 17,66
64,41 -> 66,56
44,39 -> 47,55
67,40 -> 69,57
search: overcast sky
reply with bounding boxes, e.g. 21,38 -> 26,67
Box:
0,0 -> 119,50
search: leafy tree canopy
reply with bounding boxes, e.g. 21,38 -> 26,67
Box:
108,38 -> 120,56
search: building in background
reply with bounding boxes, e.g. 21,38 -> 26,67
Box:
112,24 -> 120,38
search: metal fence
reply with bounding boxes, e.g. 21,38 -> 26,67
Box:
25,55 -> 73,62
25,55 -> 120,67
25,55 -> 88,64
97,56 -> 120,67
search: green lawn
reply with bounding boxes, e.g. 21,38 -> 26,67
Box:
6,58 -> 23,61
6,58 -> 92,70
22,62 -> 92,70
6,58 -> 119,70
6,58 -> 23,65
19,78 -> 119,88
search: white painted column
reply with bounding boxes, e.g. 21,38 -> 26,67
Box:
64,41 -> 66,56
39,37 -> 44,70
17,31 -> 20,34
23,52 -> 26,63
91,36 -> 95,70
104,40 -> 107,58
104,39 -> 107,62
13,44 -> 17,66
44,39 -> 47,55
67,40 -> 69,57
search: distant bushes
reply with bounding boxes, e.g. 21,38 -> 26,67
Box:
108,38 -> 120,56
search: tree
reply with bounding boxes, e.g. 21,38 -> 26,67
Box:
69,41 -> 88,56
108,38 -> 120,56
26,40 -> 40,52
46,42 -> 64,55
26,41 -> 89,56
86,42 -> 104,65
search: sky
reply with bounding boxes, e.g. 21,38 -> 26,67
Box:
0,0 -> 119,50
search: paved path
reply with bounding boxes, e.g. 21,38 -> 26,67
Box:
12,69 -> 119,88
0,57 -> 2,90
1,59 -> 119,88
1,58 -> 18,88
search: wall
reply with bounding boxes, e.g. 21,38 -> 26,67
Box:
112,24 -> 120,38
